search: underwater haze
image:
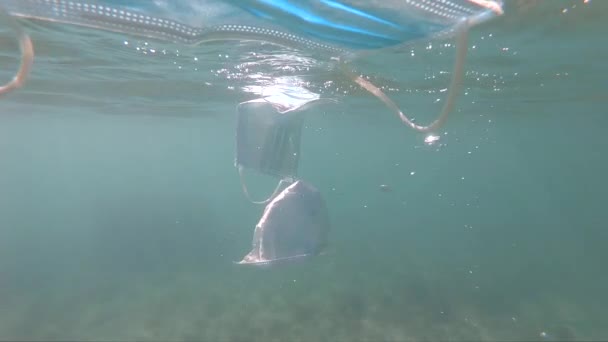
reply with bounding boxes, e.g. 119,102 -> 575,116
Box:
1,0 -> 607,341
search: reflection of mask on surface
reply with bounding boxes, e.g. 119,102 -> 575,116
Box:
1,0 -> 504,133
237,180 -> 330,267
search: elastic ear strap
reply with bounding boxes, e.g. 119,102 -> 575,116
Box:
342,21 -> 470,134
238,165 -> 288,205
0,7 -> 34,96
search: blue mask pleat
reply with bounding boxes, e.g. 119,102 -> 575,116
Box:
227,0 -> 446,49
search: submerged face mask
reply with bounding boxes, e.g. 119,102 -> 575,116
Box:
235,97 -> 303,205
236,99 -> 304,181
235,81 -> 335,204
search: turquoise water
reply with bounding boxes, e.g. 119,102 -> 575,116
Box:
1,1 -> 607,340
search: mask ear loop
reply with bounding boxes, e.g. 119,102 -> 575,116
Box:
340,20 -> 470,134
238,165 -> 293,205
0,7 -> 34,96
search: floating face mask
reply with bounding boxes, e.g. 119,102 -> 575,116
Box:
1,0 -> 504,133
237,180 -> 330,267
